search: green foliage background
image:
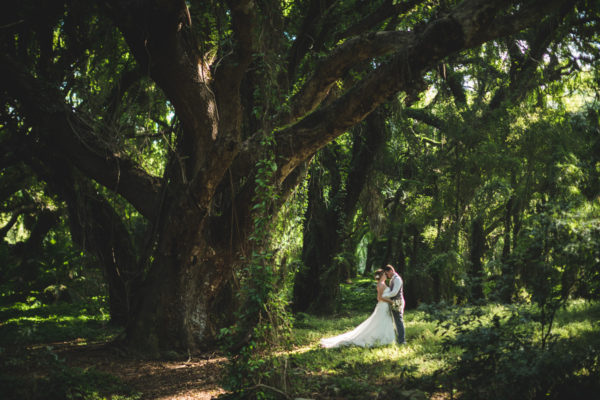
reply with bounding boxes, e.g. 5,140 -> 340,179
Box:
2,0 -> 600,399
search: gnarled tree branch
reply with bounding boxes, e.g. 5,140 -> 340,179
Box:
286,0 -> 337,83
404,108 -> 448,132
104,0 -> 219,189
283,30 -> 413,125
335,0 -> 422,42
0,54 -> 162,220
273,0 -> 570,181
0,204 -> 37,241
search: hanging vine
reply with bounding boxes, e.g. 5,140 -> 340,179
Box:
220,129 -> 294,399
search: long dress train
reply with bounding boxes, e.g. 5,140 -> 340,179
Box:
320,288 -> 396,348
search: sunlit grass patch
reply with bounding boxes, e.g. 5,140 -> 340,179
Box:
293,311 -> 371,346
552,300 -> 600,340
282,308 -> 451,398
0,296 -> 135,400
555,319 -> 598,340
280,297 -> 600,399
0,297 -> 118,347
555,298 -> 600,323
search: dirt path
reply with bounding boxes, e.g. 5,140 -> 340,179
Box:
52,340 -> 228,399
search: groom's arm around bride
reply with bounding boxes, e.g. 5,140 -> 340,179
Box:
382,264 -> 406,345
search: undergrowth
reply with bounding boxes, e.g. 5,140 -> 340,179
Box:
278,280 -> 600,400
2,278 -> 599,400
0,296 -> 131,400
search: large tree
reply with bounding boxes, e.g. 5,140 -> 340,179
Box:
0,0 -> 577,355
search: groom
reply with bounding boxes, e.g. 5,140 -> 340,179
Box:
382,264 -> 406,345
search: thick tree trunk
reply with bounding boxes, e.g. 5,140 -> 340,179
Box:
383,193 -> 408,276
125,192 -> 239,355
126,251 -> 223,355
365,237 -> 389,275
66,183 -> 140,326
395,225 -> 407,277
469,216 -> 485,300
364,241 -> 376,275
19,209 -> 60,283
406,224 -> 432,306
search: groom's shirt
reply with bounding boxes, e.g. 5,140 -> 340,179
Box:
384,274 -> 403,300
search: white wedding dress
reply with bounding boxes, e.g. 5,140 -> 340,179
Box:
320,287 -> 396,348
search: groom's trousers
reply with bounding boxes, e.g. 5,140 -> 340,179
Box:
391,310 -> 406,344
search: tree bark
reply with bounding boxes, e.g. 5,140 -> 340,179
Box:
126,197 -> 230,354
497,197 -> 515,302
0,0 -> 576,353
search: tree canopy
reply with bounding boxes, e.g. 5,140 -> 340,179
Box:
1,0 -> 599,360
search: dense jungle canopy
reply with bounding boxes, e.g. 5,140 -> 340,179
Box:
1,0 -> 599,360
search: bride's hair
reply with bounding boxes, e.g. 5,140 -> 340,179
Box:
374,268 -> 385,280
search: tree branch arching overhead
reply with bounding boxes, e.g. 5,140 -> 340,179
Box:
0,0 -> 583,354
0,55 -> 162,220
273,0 -> 571,181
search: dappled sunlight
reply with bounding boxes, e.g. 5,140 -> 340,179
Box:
274,310 -> 452,397
0,298 -> 116,345
556,320 -> 598,339
2,1 -> 600,399
553,301 -> 600,340
279,301 -> 600,398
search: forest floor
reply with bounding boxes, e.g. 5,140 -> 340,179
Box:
0,295 -> 231,400
53,341 -> 226,400
35,338 -> 228,399
3,280 -> 599,400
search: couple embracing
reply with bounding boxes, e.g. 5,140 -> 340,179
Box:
320,265 -> 406,348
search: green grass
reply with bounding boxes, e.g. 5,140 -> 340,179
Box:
274,281 -> 600,399
282,308 -> 449,399
0,296 -> 135,400
2,279 -> 599,400
0,296 -> 118,346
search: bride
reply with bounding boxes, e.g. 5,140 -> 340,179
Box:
320,269 -> 396,348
